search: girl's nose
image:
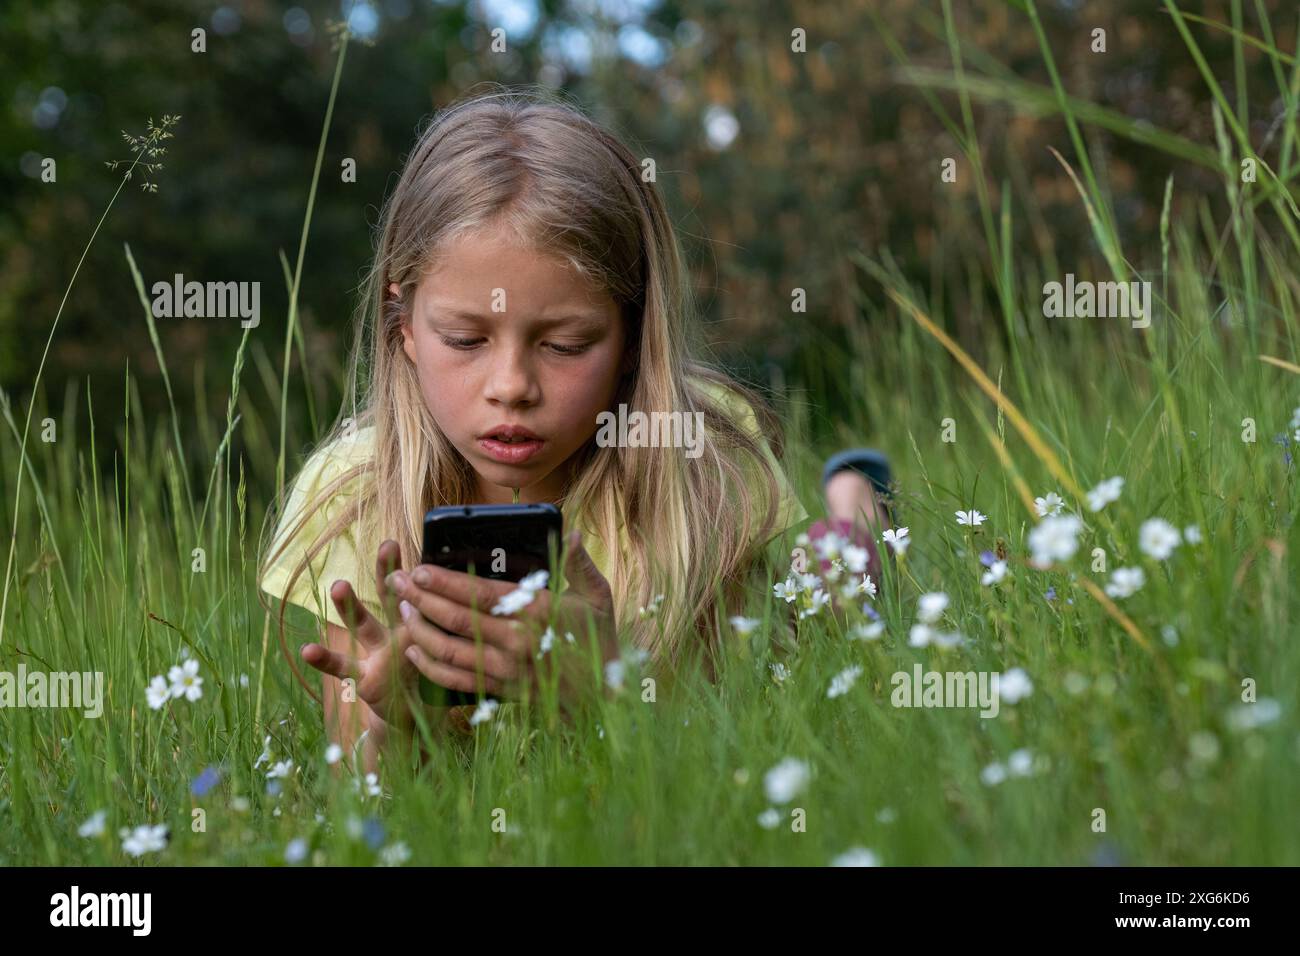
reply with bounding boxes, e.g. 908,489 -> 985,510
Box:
485,346 -> 540,407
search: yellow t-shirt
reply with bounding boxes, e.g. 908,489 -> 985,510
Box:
259,380 -> 808,632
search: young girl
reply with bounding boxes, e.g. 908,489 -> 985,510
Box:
257,88 -> 891,772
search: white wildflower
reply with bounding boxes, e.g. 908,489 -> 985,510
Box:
981,560 -> 1008,586
1028,514 -> 1083,565
1087,476 -> 1124,512
1138,518 -> 1181,560
826,665 -> 863,699
1034,492 -> 1065,517
763,757 -> 810,804
917,591 -> 948,624
1104,566 -> 1145,599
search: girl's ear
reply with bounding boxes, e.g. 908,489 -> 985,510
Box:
389,282 -> 416,364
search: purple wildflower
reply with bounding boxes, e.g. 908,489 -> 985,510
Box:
1044,587 -> 1057,602
979,550 -> 996,568
361,817 -> 386,850
191,765 -> 221,798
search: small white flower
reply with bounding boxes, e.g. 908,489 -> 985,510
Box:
730,616 -> 760,635
1027,514 -> 1083,565
1007,748 -> 1035,777
1034,492 -> 1065,517
1104,566 -> 1145,599
238,673 -> 249,688
798,589 -> 831,619
955,509 -> 986,526
362,772 -> 382,796
469,699 -> 499,726
120,823 -> 168,857
757,808 -> 781,830
536,626 -> 556,657
1291,405 -> 1300,429
763,757 -> 810,804
285,837 -> 309,864
826,665 -> 863,699
517,570 -> 550,592
637,593 -> 666,619
1138,518 -> 1181,560
917,591 -> 949,623
1086,476 -> 1125,512
931,630 -> 966,649
773,577 -> 799,602
830,847 -> 880,867
999,667 -> 1033,703
825,558 -> 845,583
981,560 -> 1008,586
254,734 -> 272,769
1225,698 -> 1281,732
78,810 -> 108,838
881,527 -> 910,555
145,675 -> 171,710
379,841 -> 412,866
849,620 -> 884,641
980,762 -> 1008,786
168,657 -> 203,701
325,743 -> 343,766
604,659 -> 626,691
564,631 -> 576,644
768,661 -> 790,683
1161,625 -> 1179,647
855,573 -> 877,599
908,623 -> 934,648
795,532 -> 810,547
814,531 -> 844,562
842,544 -> 870,574
798,573 -> 821,593
1183,524 -> 1202,544
267,759 -> 294,780
492,586 -> 537,616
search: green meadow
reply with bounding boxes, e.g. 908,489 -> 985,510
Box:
1,5 -> 1297,865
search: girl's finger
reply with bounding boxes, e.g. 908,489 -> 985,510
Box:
404,646 -> 506,698
399,600 -> 516,679
373,539 -> 404,628
300,642 -> 361,681
330,580 -> 388,652
399,575 -> 528,652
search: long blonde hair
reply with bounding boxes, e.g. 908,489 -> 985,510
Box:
258,85 -> 790,688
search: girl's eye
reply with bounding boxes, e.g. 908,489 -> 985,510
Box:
438,335 -> 483,351
546,342 -> 591,356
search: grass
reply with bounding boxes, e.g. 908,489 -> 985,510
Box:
1,6 -> 1297,865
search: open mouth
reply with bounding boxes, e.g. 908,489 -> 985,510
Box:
478,427 -> 544,464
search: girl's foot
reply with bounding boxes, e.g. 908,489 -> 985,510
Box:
806,449 -> 893,582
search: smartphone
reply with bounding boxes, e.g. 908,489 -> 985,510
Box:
415,503 -> 563,707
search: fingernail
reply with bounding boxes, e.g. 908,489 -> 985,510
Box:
386,570 -> 409,594
411,567 -> 431,587
399,599 -> 414,621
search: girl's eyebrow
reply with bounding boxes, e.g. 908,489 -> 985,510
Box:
431,306 -> 608,327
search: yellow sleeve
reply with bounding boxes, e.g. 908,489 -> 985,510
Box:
259,441 -> 379,631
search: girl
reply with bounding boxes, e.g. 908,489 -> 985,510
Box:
257,87 -> 891,772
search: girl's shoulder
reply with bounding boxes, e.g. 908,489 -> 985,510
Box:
286,423 -> 379,503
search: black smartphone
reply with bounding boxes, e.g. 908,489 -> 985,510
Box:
415,503 -> 563,707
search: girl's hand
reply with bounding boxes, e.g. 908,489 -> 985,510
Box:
389,530 -> 619,706
299,540 -> 423,731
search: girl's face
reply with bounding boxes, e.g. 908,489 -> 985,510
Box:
396,221 -> 631,504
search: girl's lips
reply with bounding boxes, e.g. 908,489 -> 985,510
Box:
478,437 -> 545,464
